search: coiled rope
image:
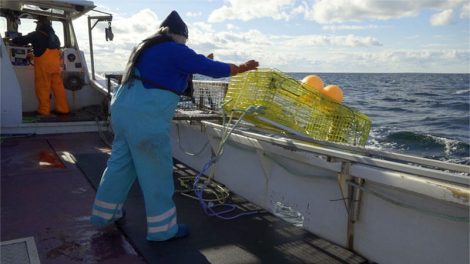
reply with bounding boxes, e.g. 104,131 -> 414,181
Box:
178,104 -> 264,219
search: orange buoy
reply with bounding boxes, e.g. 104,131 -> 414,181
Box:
301,75 -> 324,93
323,85 -> 344,103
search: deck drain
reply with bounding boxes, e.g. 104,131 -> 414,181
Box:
1,237 -> 40,264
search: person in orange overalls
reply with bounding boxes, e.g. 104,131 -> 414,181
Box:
12,16 -> 69,116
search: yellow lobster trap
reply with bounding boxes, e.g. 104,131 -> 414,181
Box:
223,69 -> 372,146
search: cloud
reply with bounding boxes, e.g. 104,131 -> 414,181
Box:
72,7 -> 468,73
405,35 -> 420,40
430,9 -> 455,26
186,24 -> 382,66
188,27 -> 272,58
226,23 -> 240,30
322,24 -> 379,31
191,22 -> 214,33
186,11 -> 202,17
302,0 -> 467,24
281,34 -> 383,47
208,0 -> 295,22
285,49 -> 470,73
461,3 -> 470,18
207,0 -> 469,25
73,9 -> 161,72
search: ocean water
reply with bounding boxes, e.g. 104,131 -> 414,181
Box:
196,72 -> 470,165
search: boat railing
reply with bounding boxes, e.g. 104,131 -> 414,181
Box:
88,76 -> 469,178
202,121 -> 470,185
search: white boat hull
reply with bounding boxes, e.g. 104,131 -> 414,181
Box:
171,121 -> 469,264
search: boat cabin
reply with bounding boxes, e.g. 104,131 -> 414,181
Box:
0,0 -> 111,134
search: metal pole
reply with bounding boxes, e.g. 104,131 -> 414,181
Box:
88,16 -> 95,80
87,13 -> 112,81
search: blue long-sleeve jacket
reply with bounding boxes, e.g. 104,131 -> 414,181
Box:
135,41 -> 231,94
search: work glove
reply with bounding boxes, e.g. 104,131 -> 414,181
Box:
230,60 -> 259,75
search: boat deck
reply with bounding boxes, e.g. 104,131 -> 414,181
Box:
1,132 -> 368,264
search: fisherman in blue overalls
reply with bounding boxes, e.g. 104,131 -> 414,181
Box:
90,10 -> 259,241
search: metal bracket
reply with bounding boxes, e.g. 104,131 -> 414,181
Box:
256,149 -> 272,208
338,160 -> 364,251
256,149 -> 272,181
87,13 -> 113,80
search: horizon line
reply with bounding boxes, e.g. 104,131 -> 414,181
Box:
97,70 -> 470,75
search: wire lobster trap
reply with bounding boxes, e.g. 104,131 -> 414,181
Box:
177,80 -> 227,111
223,69 -> 372,146
175,80 -> 228,120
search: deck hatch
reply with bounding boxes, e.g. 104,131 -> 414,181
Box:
0,237 -> 41,264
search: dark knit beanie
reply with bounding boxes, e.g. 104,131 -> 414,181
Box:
160,11 -> 188,38
35,16 -> 51,26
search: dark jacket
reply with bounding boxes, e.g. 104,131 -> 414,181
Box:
12,25 -> 60,57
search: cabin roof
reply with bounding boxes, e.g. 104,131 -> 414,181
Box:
0,0 -> 95,19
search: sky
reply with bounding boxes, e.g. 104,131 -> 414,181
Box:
64,0 -> 470,73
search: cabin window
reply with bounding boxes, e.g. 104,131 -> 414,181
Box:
0,17 -> 6,37
17,17 -> 36,37
51,20 -> 65,47
17,17 -> 65,48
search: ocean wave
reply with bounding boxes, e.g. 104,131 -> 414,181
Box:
387,107 -> 412,112
381,97 -> 400,102
450,102 -> 470,111
427,101 -> 469,111
421,116 -> 470,127
382,131 -> 469,162
412,92 -> 439,97
454,89 -> 470,95
381,97 -> 417,103
366,105 -> 412,112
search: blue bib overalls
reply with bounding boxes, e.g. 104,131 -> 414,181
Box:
89,39 -> 231,241
90,78 -> 180,241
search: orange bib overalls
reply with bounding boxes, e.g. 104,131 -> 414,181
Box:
34,48 -> 69,115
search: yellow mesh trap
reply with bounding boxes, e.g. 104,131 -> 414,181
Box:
223,69 -> 372,146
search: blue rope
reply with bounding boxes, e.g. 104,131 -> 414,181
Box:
191,106 -> 265,220
193,158 -> 258,220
